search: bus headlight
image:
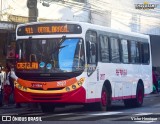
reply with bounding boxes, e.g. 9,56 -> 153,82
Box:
15,81 -> 28,92
17,84 -> 22,89
22,87 -> 27,91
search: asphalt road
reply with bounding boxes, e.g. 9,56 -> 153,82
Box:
0,93 -> 160,124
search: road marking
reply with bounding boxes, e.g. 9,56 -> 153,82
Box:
42,113 -> 74,119
1,113 -> 18,116
61,112 -> 123,121
134,113 -> 153,116
90,112 -> 122,115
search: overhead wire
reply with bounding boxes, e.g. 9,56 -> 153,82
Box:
43,0 -> 160,18
47,0 -> 160,25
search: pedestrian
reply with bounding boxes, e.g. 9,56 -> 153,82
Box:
0,66 -> 3,107
0,66 -> 6,107
9,66 -> 21,108
3,70 -> 12,106
152,68 -> 158,93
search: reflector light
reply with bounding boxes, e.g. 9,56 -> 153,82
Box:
72,85 -> 76,89
77,82 -> 82,86
66,87 -> 70,92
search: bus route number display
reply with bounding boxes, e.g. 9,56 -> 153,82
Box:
17,23 -> 82,36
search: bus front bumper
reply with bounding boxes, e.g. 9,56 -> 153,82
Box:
14,87 -> 86,104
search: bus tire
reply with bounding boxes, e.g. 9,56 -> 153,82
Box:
133,83 -> 144,107
84,85 -> 111,111
124,83 -> 144,108
96,85 -> 111,111
40,103 -> 55,113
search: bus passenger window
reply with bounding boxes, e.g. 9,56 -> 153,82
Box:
110,38 -> 120,63
130,41 -> 140,63
136,42 -> 141,63
121,39 -> 129,63
100,35 -> 109,62
141,43 -> 150,64
86,30 -> 97,64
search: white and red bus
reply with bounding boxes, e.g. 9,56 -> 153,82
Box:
14,21 -> 152,112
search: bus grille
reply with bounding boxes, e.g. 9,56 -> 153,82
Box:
31,94 -> 62,101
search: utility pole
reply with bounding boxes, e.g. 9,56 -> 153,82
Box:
27,0 -> 38,22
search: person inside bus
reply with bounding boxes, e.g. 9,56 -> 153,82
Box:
89,44 -> 96,64
73,45 -> 85,70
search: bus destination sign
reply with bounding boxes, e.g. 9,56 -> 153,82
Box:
16,62 -> 39,70
17,23 -> 82,36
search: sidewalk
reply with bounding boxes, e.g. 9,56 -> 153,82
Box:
0,103 -> 41,114
0,104 -> 28,114
145,92 -> 160,98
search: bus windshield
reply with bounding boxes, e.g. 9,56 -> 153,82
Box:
16,38 -> 85,73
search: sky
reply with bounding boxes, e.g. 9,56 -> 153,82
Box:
0,0 -> 160,34
1,0 -> 69,20
1,0 -> 160,21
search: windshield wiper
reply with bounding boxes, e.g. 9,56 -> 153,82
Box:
53,36 -> 67,54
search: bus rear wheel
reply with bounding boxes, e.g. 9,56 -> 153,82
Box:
40,103 -> 55,113
134,83 -> 144,107
124,83 -> 144,107
84,86 -> 111,111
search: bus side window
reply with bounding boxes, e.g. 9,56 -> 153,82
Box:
121,39 -> 129,63
136,42 -> 141,63
100,35 -> 110,62
110,37 -> 120,63
130,41 -> 137,64
130,41 -> 141,64
86,30 -> 97,64
141,43 -> 150,64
